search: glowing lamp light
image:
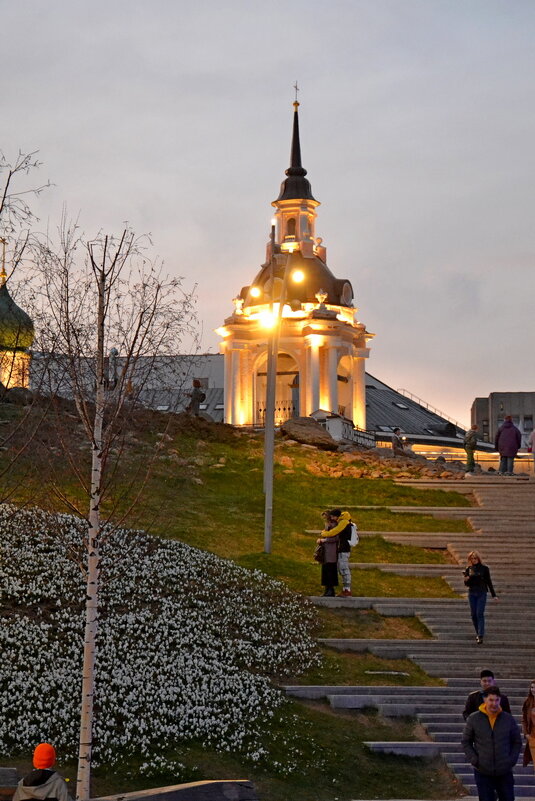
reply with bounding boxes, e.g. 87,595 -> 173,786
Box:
291,269 -> 305,283
250,286 -> 261,299
259,310 -> 276,329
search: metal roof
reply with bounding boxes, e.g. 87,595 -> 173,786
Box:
364,372 -> 464,438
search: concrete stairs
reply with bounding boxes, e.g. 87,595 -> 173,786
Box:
294,479 -> 535,799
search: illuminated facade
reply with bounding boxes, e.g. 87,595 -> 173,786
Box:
217,101 -> 373,428
0,255 -> 34,390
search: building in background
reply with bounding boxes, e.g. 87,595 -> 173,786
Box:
0,251 -> 34,390
217,100 -> 372,429
472,392 -> 535,447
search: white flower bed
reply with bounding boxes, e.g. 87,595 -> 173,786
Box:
0,505 -> 320,773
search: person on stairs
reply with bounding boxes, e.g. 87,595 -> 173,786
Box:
521,680 -> 535,773
495,416 -> 522,475
462,686 -> 521,801
463,550 -> 498,644
463,670 -> 511,720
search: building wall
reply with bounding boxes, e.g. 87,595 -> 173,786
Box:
472,391 -> 535,446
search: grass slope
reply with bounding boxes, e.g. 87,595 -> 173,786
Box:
1,410 -> 471,799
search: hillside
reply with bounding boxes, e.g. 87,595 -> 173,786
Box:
0,407 -> 471,800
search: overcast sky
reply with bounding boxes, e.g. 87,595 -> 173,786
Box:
2,0 -> 535,425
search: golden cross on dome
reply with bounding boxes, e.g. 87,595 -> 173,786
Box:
293,81 -> 300,110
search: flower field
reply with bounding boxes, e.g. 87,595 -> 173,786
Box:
0,505 -> 320,773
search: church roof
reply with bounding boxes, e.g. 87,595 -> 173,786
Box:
246,249 -> 354,308
0,283 -> 35,350
276,102 -> 317,202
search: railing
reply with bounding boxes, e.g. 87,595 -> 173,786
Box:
320,416 -> 376,448
396,388 -> 468,431
256,399 -> 297,427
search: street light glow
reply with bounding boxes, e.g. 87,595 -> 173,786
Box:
250,286 -> 261,298
291,269 -> 305,283
259,310 -> 276,329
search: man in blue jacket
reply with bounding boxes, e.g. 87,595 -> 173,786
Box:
462,686 -> 522,801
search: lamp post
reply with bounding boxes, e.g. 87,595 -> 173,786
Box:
263,228 -> 298,554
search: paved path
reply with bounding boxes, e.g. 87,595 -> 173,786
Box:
287,477 -> 535,800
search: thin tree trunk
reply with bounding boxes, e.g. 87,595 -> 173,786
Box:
76,265 -> 106,801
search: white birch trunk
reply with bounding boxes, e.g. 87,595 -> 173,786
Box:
76,266 -> 106,801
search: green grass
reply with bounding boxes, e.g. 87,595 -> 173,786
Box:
315,607 -> 432,639
2,418 -> 468,599
354,536 -> 452,563
286,648 -> 443,688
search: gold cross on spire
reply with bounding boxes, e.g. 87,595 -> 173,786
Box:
293,80 -> 300,110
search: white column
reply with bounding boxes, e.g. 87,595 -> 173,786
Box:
231,349 -> 241,425
353,356 -> 366,429
309,343 -> 320,413
327,346 -> 338,414
223,345 -> 232,424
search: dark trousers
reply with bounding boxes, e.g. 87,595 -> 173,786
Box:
499,456 -> 514,474
469,591 -> 487,637
465,448 -> 476,471
474,770 -> 514,801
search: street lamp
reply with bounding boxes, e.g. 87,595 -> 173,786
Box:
263,228 -> 301,554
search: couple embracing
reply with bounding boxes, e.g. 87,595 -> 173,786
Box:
317,508 -> 358,597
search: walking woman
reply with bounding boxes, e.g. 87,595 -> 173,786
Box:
522,680 -> 535,772
463,550 -> 498,644
317,511 -> 339,597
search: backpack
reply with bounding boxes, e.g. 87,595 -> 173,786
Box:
348,522 -> 359,547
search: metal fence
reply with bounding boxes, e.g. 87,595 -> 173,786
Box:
256,399 -> 297,427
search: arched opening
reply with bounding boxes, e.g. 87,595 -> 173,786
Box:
337,355 -> 353,420
255,351 -> 299,426
285,217 -> 296,238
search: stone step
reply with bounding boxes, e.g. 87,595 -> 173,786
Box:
453,766 -> 535,778
363,741 -> 441,757
417,666 -> 534,679
284,682 -> 534,699
461,783 -> 535,798
319,638 -> 535,653
326,696 -> 527,713
419,714 -> 525,723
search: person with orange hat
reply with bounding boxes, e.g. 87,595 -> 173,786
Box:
13,743 -> 72,801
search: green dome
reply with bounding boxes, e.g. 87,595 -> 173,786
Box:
0,283 -> 34,350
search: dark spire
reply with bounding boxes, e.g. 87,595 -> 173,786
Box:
276,101 -> 317,202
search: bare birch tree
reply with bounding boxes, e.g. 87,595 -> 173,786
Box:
31,221 -> 197,801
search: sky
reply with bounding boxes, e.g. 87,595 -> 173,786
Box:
2,0 -> 535,426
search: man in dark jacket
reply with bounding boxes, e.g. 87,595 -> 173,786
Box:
495,416 -> 522,475
462,686 -> 522,801
463,670 -> 511,720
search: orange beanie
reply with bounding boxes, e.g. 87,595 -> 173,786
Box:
33,743 -> 56,769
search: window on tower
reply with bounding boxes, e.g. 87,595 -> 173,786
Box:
286,217 -> 296,237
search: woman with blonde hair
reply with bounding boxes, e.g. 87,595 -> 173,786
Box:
522,680 -> 535,770
463,550 -> 498,644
